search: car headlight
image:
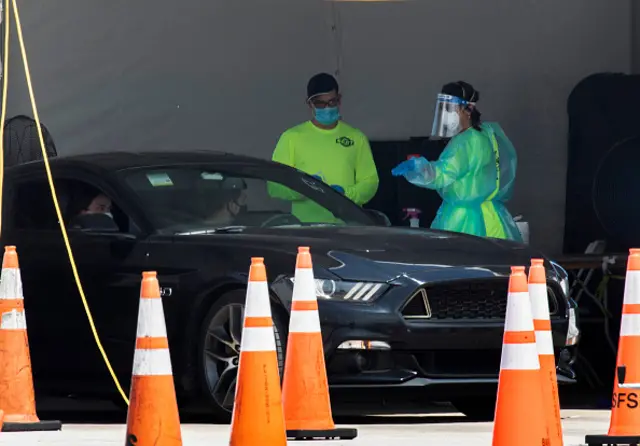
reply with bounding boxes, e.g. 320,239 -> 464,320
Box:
288,277 -> 388,302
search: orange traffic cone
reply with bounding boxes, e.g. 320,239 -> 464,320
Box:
529,259 -> 564,446
492,266 -> 548,446
0,246 -> 61,432
124,271 -> 182,446
585,248 -> 640,446
281,247 -> 357,441
229,257 -> 287,446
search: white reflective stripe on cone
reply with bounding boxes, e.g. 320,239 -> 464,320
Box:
0,309 -> 26,329
504,292 -> 535,332
624,271 -> 640,305
620,313 -> 640,336
241,326 -> 276,352
132,348 -> 173,376
136,298 -> 168,338
534,330 -> 554,355
500,343 -> 540,370
289,310 -> 321,333
0,269 -> 23,300
528,284 -> 550,320
245,282 -> 273,318
292,269 -> 316,302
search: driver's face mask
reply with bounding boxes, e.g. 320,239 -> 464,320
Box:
228,199 -> 247,217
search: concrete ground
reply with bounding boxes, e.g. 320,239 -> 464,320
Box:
0,408 -> 613,445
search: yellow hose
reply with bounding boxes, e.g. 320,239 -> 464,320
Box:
0,0 -> 10,236
1,0 -> 129,405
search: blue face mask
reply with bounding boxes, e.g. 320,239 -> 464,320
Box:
314,107 -> 340,126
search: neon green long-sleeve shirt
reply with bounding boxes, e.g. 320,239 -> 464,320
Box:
268,120 -> 379,222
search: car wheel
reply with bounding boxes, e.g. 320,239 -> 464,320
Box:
451,396 -> 496,421
197,289 -> 287,422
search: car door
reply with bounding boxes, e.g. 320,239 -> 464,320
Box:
3,170 -> 152,393
52,173 -> 152,389
1,175 -> 91,386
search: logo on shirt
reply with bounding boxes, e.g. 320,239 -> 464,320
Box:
336,136 -> 354,148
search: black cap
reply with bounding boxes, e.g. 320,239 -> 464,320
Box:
307,73 -> 339,100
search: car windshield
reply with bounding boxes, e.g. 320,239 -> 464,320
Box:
118,163 -> 376,234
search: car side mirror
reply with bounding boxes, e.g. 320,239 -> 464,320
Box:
68,213 -> 138,244
365,209 -> 392,226
69,213 -> 121,233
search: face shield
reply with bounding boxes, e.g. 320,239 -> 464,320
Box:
430,94 -> 472,139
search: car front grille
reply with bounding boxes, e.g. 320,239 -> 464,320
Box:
400,278 -> 562,320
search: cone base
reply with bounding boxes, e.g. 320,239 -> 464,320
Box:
2,419 -> 62,432
287,427 -> 358,441
585,434 -> 640,445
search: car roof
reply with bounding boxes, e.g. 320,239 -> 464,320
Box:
5,150 -> 280,175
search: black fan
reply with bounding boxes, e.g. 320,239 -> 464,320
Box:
2,114 -> 57,167
592,135 -> 640,250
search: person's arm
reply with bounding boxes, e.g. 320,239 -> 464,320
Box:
403,140 -> 469,189
343,133 -> 379,205
267,131 -> 306,201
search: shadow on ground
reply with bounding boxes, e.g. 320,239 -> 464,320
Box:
35,411 -> 478,426
32,388 -> 611,425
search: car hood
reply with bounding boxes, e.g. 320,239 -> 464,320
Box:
178,225 -> 548,283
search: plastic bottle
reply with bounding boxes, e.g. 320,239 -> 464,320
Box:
403,208 -> 422,228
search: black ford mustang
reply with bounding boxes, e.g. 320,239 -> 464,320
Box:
0,151 -> 580,421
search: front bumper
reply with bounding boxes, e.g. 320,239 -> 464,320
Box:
322,304 -> 577,391
271,270 -> 579,394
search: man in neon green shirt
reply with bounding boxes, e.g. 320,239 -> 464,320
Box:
269,73 -> 379,222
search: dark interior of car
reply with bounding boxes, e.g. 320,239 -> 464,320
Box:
123,169 -> 299,229
12,179 -> 131,233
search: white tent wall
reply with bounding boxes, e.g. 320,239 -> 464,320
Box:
1,0 -> 631,255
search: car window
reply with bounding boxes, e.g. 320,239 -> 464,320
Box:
118,165 -> 376,234
10,178 -> 136,234
11,180 -> 61,231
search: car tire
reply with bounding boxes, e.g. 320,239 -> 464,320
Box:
197,288 -> 287,422
451,396 -> 496,421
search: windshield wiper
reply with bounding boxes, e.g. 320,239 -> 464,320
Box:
296,223 -> 343,227
176,225 -> 246,235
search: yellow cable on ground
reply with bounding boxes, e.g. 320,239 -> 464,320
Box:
6,0 -> 129,405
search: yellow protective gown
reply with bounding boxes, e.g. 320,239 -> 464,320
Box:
394,122 -> 522,241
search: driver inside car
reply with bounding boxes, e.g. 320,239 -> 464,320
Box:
67,189 -> 114,228
200,178 -> 248,227
202,191 -> 247,227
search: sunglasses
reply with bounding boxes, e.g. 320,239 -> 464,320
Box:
309,96 -> 340,109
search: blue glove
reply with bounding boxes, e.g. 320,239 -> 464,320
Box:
331,184 -> 345,194
391,158 -> 417,177
312,174 -> 322,181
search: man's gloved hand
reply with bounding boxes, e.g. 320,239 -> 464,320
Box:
311,174 -> 323,181
331,184 -> 345,194
391,158 -> 418,177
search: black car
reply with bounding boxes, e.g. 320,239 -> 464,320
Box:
0,151 -> 580,421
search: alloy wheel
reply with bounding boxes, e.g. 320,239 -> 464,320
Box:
202,303 -> 244,412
